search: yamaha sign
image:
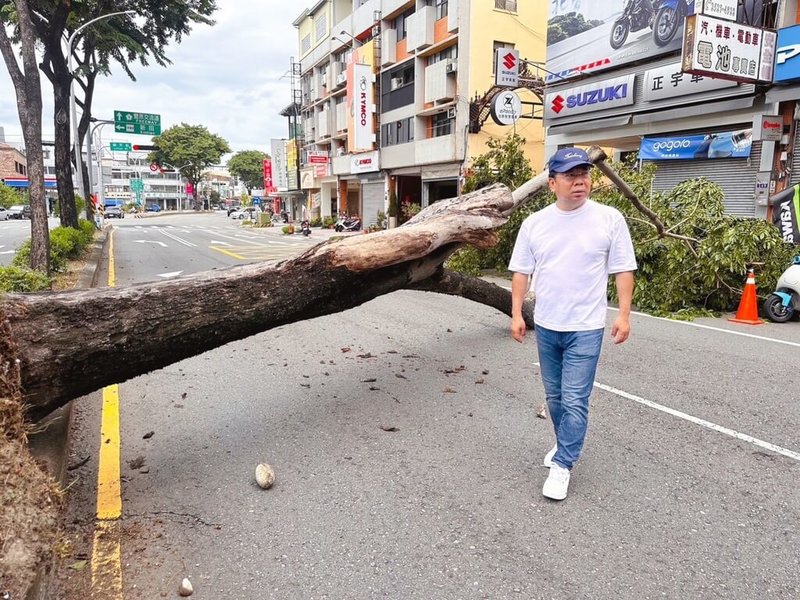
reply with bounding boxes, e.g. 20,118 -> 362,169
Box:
545,74 -> 636,121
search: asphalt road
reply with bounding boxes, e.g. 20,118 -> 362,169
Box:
0,216 -> 60,266
55,213 -> 800,599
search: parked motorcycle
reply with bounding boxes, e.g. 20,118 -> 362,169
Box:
652,0 -> 693,47
763,255 -> 800,323
300,219 -> 311,236
334,216 -> 361,232
609,0 -> 655,50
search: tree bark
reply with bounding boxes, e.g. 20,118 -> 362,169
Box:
2,182 -> 541,421
0,0 -> 50,272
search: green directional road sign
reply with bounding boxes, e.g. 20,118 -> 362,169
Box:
110,142 -> 132,152
130,178 -> 144,192
113,110 -> 161,136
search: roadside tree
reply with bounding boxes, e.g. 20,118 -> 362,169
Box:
149,123 -> 230,210
227,149 -> 269,194
0,0 -> 50,272
0,0 -> 217,227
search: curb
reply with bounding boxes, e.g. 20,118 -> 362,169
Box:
24,226 -> 110,600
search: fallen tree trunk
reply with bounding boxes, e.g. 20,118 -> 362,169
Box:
1,176 -> 549,421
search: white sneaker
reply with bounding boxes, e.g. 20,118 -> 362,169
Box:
542,464 -> 570,500
543,445 -> 557,468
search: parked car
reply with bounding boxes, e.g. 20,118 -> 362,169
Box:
231,206 -> 258,220
145,204 -> 162,212
0,207 -> 7,221
105,205 -> 124,219
226,205 -> 242,216
7,205 -> 31,219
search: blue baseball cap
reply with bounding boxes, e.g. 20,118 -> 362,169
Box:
548,148 -> 593,174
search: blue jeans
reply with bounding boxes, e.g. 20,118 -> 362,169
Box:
535,325 -> 604,470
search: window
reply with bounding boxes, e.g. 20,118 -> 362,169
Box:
435,0 -> 448,20
428,44 -> 458,65
494,0 -> 517,11
301,34 -> 311,54
389,65 -> 414,90
431,112 -> 452,137
381,117 -> 415,147
394,8 -> 414,40
314,13 -> 326,42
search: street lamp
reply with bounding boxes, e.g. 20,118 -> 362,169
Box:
68,10 -> 135,199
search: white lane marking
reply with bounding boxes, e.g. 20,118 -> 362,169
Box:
0,250 -> 14,255
607,307 -> 800,349
531,361 -> 800,462
157,271 -> 183,278
493,283 -> 800,349
159,229 -> 196,247
210,240 -> 232,246
134,240 -> 167,247
595,381 -> 800,463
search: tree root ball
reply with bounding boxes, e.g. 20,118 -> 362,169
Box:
255,463 -> 276,489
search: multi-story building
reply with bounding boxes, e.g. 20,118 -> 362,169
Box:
288,0 -> 547,227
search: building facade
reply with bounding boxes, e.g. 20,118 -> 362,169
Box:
543,0 -> 793,220
288,0 -> 547,227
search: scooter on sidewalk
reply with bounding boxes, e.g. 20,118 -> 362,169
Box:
763,255 -> 800,322
300,219 -> 311,236
334,216 -> 361,232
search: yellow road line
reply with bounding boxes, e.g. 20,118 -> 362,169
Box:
96,384 -> 121,519
210,245 -> 246,259
91,522 -> 123,598
92,228 -> 123,599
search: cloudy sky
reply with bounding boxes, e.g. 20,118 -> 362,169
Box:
0,0 -> 316,156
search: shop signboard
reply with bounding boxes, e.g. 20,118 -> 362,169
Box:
490,90 -> 522,125
494,48 -> 519,87
770,184 -> 800,244
681,14 -> 776,83
544,74 -> 635,121
263,159 -> 275,193
350,151 -> 379,174
754,114 -> 782,141
696,0 -> 738,21
545,3 -> 696,83
639,129 -> 752,160
774,24 -> 800,83
643,62 -> 737,102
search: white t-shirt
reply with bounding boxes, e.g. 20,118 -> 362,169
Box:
508,199 -> 637,331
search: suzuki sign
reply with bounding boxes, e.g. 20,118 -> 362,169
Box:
545,74 -> 635,120
494,48 -> 519,87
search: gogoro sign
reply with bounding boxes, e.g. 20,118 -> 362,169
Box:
545,74 -> 635,120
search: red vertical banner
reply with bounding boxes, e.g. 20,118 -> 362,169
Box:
263,159 -> 275,193
186,182 -> 194,196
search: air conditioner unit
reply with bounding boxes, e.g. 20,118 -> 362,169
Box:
445,60 -> 457,74
336,72 -> 347,85
446,107 -> 456,119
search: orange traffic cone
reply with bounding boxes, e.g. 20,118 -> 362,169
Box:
729,268 -> 763,326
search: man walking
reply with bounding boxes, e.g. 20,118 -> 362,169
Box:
508,147 -> 636,500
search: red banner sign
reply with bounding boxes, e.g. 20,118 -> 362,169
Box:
263,159 -> 275,193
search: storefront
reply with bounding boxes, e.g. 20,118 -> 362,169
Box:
544,56 -> 773,217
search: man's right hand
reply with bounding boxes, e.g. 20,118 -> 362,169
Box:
510,315 -> 526,342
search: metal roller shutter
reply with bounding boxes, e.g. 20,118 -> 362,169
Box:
361,182 -> 384,228
645,141 -> 762,218
791,122 -> 800,184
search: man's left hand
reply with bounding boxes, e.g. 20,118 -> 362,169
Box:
611,316 -> 630,345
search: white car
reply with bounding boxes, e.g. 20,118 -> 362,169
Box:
0,207 -> 7,221
231,206 -> 258,220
